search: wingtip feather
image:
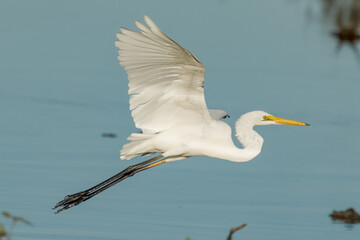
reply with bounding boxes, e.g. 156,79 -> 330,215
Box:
144,15 -> 160,32
144,15 -> 151,24
115,32 -> 122,40
135,20 -> 151,33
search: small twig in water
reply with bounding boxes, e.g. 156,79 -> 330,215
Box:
227,224 -> 247,240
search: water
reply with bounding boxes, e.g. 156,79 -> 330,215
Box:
1,0 -> 359,239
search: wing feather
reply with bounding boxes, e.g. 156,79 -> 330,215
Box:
116,16 -> 210,132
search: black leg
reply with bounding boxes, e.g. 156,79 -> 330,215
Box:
53,155 -> 165,214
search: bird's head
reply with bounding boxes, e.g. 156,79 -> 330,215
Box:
241,111 -> 310,127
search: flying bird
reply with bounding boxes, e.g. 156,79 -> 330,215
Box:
54,16 -> 309,213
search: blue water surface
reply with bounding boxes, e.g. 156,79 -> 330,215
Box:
1,0 -> 359,239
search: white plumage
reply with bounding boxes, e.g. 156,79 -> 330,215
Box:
53,16 -> 309,213
115,16 -> 309,162
116,16 -> 208,131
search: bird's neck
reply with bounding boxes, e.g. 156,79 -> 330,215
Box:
235,118 -> 264,150
228,117 -> 264,162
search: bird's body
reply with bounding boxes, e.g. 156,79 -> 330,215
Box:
116,16 -> 308,163
145,119 -> 236,161
123,111 -> 265,163
54,16 -> 309,213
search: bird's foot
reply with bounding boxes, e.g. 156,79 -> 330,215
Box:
53,191 -> 90,214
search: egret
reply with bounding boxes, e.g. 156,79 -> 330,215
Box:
54,16 -> 309,213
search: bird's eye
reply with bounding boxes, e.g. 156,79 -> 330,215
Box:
263,116 -> 269,121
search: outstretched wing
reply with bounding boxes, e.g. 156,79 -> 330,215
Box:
115,16 -> 211,133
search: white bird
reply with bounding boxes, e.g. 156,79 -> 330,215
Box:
54,16 -> 309,213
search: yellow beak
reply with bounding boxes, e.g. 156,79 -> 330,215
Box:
265,115 -> 310,126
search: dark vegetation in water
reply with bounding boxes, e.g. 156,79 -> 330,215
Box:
0,211 -> 32,240
305,0 -> 360,61
101,133 -> 117,138
226,224 -> 247,240
332,4 -> 360,47
186,223 -> 247,240
319,0 -> 360,59
325,0 -> 360,58
330,208 -> 360,224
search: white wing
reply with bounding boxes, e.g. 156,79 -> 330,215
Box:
115,16 -> 211,133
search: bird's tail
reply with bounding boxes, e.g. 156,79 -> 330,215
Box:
120,133 -> 156,160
